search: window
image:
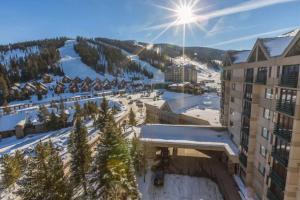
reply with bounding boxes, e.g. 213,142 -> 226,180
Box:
263,108 -> 271,120
258,162 -> 265,176
269,67 -> 272,78
260,145 -> 267,158
261,127 -> 269,140
231,96 -> 235,103
232,83 -> 236,90
230,121 -> 233,126
265,88 -> 273,99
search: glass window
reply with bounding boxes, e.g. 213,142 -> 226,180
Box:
258,162 -> 265,176
260,145 -> 267,158
265,88 -> 273,99
262,127 -> 269,140
263,108 -> 271,120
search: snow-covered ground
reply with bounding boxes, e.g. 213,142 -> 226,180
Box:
138,170 -> 223,200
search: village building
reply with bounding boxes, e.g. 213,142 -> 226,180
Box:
145,93 -> 220,126
42,73 -> 53,83
165,64 -> 198,83
62,75 -> 72,83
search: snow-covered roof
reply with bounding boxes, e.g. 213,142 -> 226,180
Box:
140,124 -> 238,158
260,35 -> 295,57
167,93 -> 220,114
230,50 -> 251,64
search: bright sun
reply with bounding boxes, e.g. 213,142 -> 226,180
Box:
175,4 -> 196,25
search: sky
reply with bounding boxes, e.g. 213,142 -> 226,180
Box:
0,0 -> 300,50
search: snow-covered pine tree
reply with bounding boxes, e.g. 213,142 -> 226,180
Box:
90,113 -> 140,199
129,108 -> 137,127
18,141 -> 72,200
1,150 -> 25,189
68,117 -> 92,195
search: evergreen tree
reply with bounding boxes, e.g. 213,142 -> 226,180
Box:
0,74 -> 9,106
129,108 -> 137,127
1,150 -> 25,189
90,115 -> 140,199
68,117 -> 92,195
96,97 -> 110,131
18,141 -> 72,200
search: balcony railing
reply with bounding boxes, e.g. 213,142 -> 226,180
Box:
267,189 -> 282,200
245,75 -> 254,83
276,101 -> 295,116
269,169 -> 286,190
280,74 -> 298,88
242,109 -> 251,118
239,153 -> 247,167
273,124 -> 292,142
272,149 -> 289,167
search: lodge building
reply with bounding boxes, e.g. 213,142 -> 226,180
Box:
221,29 -> 300,200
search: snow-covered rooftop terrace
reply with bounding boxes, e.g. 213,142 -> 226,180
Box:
140,124 -> 238,160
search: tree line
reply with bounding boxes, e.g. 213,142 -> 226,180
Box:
1,97 -> 142,200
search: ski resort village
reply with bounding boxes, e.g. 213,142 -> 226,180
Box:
1,0 -> 300,200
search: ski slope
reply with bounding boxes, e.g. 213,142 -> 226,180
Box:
59,40 -> 113,80
97,40 -> 165,84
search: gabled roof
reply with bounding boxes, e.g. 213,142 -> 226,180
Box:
228,50 -> 251,64
260,35 -> 295,57
224,28 -> 300,65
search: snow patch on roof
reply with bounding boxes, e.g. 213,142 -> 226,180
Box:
231,50 -> 251,64
261,36 -> 294,57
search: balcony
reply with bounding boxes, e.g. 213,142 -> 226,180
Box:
276,101 -> 295,116
239,153 -> 247,167
280,74 -> 298,88
271,149 -> 289,167
273,124 -> 292,142
267,189 -> 283,200
245,75 -> 253,83
256,72 -> 267,85
269,169 -> 286,190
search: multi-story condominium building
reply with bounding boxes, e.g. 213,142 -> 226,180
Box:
221,29 -> 300,200
165,64 -> 197,83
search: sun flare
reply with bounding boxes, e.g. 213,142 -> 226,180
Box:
175,4 -> 196,25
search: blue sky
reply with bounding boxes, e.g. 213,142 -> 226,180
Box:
0,0 -> 300,50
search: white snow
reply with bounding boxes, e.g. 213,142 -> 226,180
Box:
138,170 -> 223,200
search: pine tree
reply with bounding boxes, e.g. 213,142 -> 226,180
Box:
90,114 -> 140,199
18,141 -> 72,200
68,117 -> 92,195
1,150 -> 26,189
96,97 -> 111,131
129,108 -> 137,127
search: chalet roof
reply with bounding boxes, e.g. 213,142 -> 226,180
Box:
225,28 -> 300,65
228,50 -> 251,64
